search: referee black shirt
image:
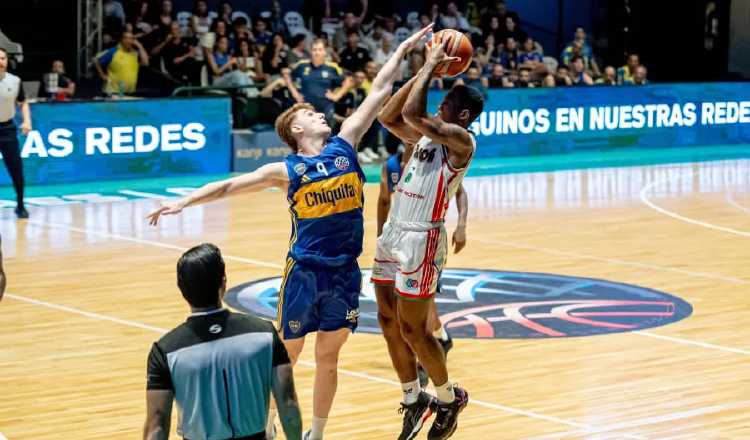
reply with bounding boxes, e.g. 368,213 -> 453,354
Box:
147,309 -> 290,440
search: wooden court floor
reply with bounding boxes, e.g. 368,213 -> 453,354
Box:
1,159 -> 749,439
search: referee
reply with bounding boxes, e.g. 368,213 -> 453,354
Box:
0,47 -> 30,219
144,243 -> 302,440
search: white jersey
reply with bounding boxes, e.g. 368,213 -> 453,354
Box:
389,135 -> 475,225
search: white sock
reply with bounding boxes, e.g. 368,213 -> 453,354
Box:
433,326 -> 448,341
310,416 -> 327,440
401,379 -> 422,405
266,409 -> 276,436
435,380 -> 455,404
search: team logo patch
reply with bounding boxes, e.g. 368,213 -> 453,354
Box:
209,324 -> 222,334
288,321 -> 301,333
293,163 -> 307,176
405,279 -> 419,289
335,156 -> 350,170
225,269 -> 692,339
346,309 -> 360,324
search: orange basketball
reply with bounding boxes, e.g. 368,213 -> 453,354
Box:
426,29 -> 473,77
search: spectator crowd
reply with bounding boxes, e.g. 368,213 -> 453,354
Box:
82,0 -> 651,162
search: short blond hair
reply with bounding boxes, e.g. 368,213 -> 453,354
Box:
275,103 -> 315,152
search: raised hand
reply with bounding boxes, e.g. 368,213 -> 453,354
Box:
398,22 -> 434,52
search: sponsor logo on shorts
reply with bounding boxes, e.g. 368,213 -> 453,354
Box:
405,279 -> 419,289
294,163 -> 307,176
335,156 -> 350,170
346,309 -> 360,324
209,324 -> 222,334
225,270 -> 692,339
288,321 -> 301,333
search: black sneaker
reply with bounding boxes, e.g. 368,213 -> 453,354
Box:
14,206 -> 29,219
398,391 -> 436,440
417,332 -> 454,387
427,386 -> 469,440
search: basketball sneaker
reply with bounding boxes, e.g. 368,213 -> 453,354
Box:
265,424 -> 276,440
417,332 -> 454,387
398,391 -> 436,440
427,386 -> 469,440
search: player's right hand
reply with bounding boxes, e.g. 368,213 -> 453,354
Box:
426,40 -> 460,75
147,200 -> 186,226
399,22 -> 434,52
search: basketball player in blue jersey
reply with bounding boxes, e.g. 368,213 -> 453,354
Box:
147,23 -> 435,440
378,136 -> 468,386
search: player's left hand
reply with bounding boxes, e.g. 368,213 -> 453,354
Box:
398,22 -> 434,52
426,39 -> 460,69
147,200 -> 186,226
20,121 -> 31,135
452,226 -> 466,253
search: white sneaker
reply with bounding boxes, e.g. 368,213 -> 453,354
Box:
303,430 -> 312,440
265,424 -> 276,440
357,152 -> 374,164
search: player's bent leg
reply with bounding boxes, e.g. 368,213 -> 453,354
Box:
375,284 -> 418,384
397,297 -> 448,385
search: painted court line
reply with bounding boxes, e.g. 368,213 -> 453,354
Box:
477,237 -> 750,356
527,400 -> 750,439
476,237 -> 748,285
639,179 -> 750,238
725,192 -> 750,215
27,220 -> 283,270
28,219 -> 750,357
4,291 -> 643,440
633,330 -> 750,355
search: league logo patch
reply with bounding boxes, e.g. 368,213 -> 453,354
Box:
294,163 -> 307,176
390,172 -> 400,184
405,279 -> 419,289
335,156 -> 350,170
288,321 -> 301,333
225,270 -> 693,339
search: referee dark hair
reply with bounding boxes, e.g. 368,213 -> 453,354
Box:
0,47 -> 30,219
144,243 -> 302,440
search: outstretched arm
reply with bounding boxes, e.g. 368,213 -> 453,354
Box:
338,23 -> 434,147
402,40 -> 474,166
377,74 -> 422,146
147,162 -> 289,225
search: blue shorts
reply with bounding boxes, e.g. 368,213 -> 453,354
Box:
277,258 -> 361,339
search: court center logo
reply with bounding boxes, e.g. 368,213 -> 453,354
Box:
225,269 -> 692,339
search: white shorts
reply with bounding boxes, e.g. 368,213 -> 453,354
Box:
372,222 -> 448,300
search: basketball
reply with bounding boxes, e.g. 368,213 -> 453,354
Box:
426,29 -> 473,77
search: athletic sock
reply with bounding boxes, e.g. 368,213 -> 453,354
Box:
401,379 -> 422,405
433,326 -> 449,341
435,380 -> 456,404
310,416 -> 327,440
266,409 -> 276,437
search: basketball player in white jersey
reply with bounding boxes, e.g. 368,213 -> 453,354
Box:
372,40 -> 484,440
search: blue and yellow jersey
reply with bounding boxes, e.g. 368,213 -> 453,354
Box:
284,136 -> 365,267
384,152 -> 403,194
291,60 -> 342,115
